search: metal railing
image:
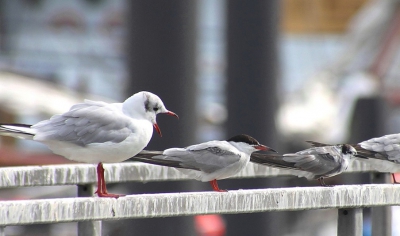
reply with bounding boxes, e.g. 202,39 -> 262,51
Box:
0,160 -> 396,236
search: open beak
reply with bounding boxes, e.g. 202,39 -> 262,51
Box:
165,111 -> 179,119
153,123 -> 162,137
255,144 -> 277,153
153,111 -> 178,137
153,111 -> 179,137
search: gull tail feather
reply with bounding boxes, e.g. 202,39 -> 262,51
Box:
0,124 -> 35,140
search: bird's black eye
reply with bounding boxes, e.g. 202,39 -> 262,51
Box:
153,107 -> 159,112
341,144 -> 356,155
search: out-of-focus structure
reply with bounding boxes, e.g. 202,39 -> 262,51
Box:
0,0 -> 126,100
278,0 -> 400,145
2,0 -> 400,235
0,71 -> 114,164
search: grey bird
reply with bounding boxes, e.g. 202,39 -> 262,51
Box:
131,134 -> 277,192
251,143 -> 358,185
308,134 -> 400,182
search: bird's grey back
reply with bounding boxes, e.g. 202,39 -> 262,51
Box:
306,141 -> 374,160
32,100 -> 133,146
289,146 -> 344,177
158,147 -> 241,174
251,146 -> 344,179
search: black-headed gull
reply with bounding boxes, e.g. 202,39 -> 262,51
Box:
0,91 -> 178,198
251,143 -> 358,185
131,134 -> 277,192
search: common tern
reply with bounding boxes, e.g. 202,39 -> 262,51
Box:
131,134 -> 276,191
251,143 -> 358,186
0,91 -> 178,198
308,134 -> 400,182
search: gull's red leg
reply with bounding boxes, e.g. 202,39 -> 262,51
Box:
99,164 -> 108,193
95,162 -> 125,198
209,179 -> 227,192
95,163 -> 104,194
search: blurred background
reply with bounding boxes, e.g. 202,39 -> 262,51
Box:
1,0 -> 400,235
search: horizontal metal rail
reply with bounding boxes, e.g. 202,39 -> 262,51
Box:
0,184 -> 399,226
0,160 -> 373,188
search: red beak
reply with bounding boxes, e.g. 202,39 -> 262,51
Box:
153,123 -> 162,137
256,144 -> 277,153
153,111 -> 178,137
165,111 -> 179,119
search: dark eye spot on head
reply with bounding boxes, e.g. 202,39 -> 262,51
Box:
342,144 -> 355,155
144,99 -> 150,111
153,107 -> 159,112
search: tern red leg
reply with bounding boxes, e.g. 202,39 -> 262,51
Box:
393,173 -> 400,184
209,179 -> 227,192
95,163 -> 125,198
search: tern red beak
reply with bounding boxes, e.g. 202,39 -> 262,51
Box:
256,144 -> 277,153
153,123 -> 162,137
165,111 -> 179,119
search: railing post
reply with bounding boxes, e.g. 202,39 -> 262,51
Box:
77,184 -> 101,236
0,226 -> 5,236
371,172 -> 392,236
337,208 -> 363,236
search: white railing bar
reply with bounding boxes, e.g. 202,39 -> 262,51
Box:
1,184 -> 399,226
0,160 -> 373,188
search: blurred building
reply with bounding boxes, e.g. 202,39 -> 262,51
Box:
0,0 -> 126,100
278,0 -> 400,146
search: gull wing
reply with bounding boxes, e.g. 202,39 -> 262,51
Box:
32,100 -> 132,146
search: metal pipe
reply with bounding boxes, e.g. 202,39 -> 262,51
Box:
371,173 -> 392,236
225,0 -> 281,234
337,208 -> 363,236
77,184 -> 101,236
